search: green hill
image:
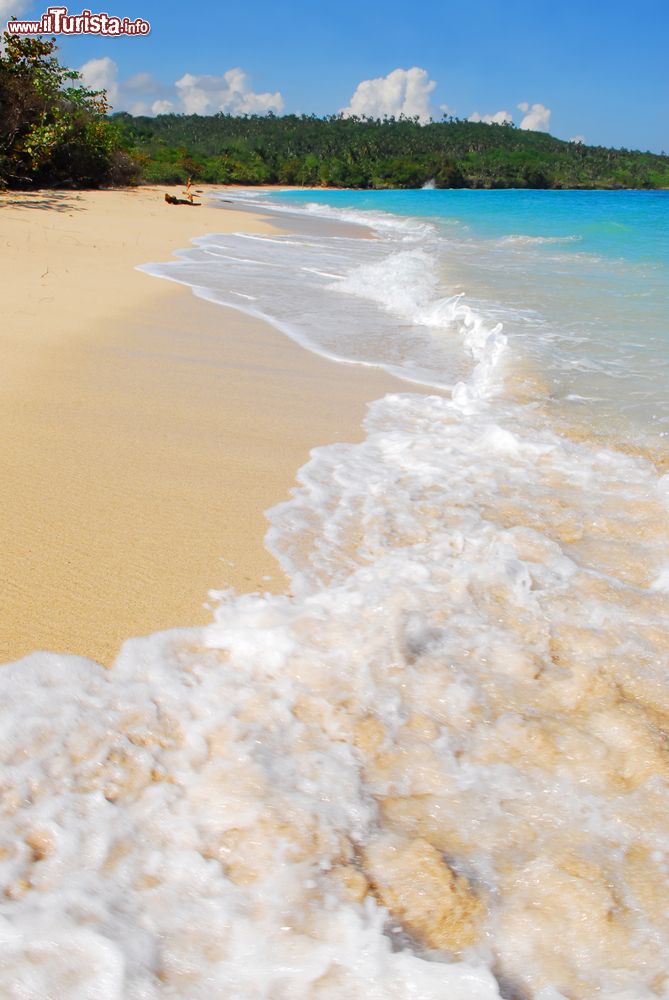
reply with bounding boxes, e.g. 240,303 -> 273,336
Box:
116,112 -> 669,190
2,21 -> 666,194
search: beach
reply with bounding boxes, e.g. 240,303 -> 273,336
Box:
1,185 -> 669,999
0,185 -> 398,664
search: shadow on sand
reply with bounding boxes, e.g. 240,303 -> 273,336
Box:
0,190 -> 86,212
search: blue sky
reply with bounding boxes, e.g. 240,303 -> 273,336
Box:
3,0 -> 668,152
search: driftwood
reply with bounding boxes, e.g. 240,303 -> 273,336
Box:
164,193 -> 201,206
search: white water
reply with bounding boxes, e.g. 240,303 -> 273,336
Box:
2,195 -> 669,999
208,189 -> 669,441
139,215 -> 506,392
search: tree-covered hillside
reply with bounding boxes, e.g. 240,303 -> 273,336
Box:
116,112 -> 669,190
1,25 -> 666,193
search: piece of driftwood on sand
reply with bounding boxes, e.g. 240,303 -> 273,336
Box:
164,193 -> 201,206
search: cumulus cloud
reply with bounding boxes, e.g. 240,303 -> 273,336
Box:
78,56 -> 120,107
518,101 -> 552,131
112,70 -> 177,115
341,67 -> 436,123
151,99 -> 175,115
175,69 -> 283,115
77,58 -> 283,116
468,109 -> 513,125
570,134 -> 586,144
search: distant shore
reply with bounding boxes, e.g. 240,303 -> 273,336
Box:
0,185 -> 398,665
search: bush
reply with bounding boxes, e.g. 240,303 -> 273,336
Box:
0,27 -> 139,188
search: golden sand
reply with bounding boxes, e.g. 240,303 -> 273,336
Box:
0,185 -> 399,664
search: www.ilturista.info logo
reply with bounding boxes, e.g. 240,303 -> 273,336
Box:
6,6 -> 150,34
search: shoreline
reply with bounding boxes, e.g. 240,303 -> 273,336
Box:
2,186 -> 669,997
0,185 -> 400,665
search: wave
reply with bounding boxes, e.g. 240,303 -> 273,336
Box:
3,190 -> 669,998
140,204 -> 506,394
299,200 -> 437,240
212,188 -> 438,241
498,234 -> 582,246
3,388 -> 669,998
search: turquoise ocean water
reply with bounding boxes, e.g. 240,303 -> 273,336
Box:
272,188 -> 669,439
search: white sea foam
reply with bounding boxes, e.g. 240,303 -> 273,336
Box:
300,201 -> 437,240
3,193 -> 669,998
0,644 -> 501,999
185,190 -> 669,438
498,234 -> 582,246
139,210 -> 505,393
3,390 -> 669,998
212,187 -> 438,241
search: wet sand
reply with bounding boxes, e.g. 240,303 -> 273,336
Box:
0,185 -> 399,664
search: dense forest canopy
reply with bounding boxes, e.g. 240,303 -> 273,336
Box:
1,28 -> 667,190
115,111 -> 669,190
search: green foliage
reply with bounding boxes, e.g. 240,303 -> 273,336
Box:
0,27 -> 139,188
113,111 -> 669,190
2,34 -> 666,193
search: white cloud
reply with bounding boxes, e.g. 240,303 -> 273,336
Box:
175,69 -> 284,115
570,134 -> 586,144
123,101 -> 149,115
341,67 -> 436,123
468,109 -> 513,125
152,99 -> 174,115
518,101 -> 551,131
76,58 -> 283,116
112,70 -> 174,115
78,56 -> 119,107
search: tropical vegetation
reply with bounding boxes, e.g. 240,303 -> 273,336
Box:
0,28 -> 137,188
117,111 -> 669,190
2,26 -> 667,191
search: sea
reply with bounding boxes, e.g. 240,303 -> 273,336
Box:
1,188 -> 668,999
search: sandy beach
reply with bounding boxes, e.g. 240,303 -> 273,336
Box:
0,185 -> 398,665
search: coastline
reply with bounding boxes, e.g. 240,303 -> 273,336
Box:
1,184 -> 669,997
0,185 -> 400,665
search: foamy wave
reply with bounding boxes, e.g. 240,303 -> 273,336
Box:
331,248 -> 437,318
499,234 -> 582,246
5,191 -> 666,998
301,201 -> 436,241
3,392 -> 669,998
0,641 -> 500,999
331,249 -> 507,401
141,207 -> 508,392
210,188 -> 435,241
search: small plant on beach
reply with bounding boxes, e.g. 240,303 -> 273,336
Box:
0,26 -> 138,188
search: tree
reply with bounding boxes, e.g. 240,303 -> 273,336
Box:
111,107 -> 669,191
0,26 -> 138,187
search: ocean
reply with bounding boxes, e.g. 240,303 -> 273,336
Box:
2,188 -> 668,999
